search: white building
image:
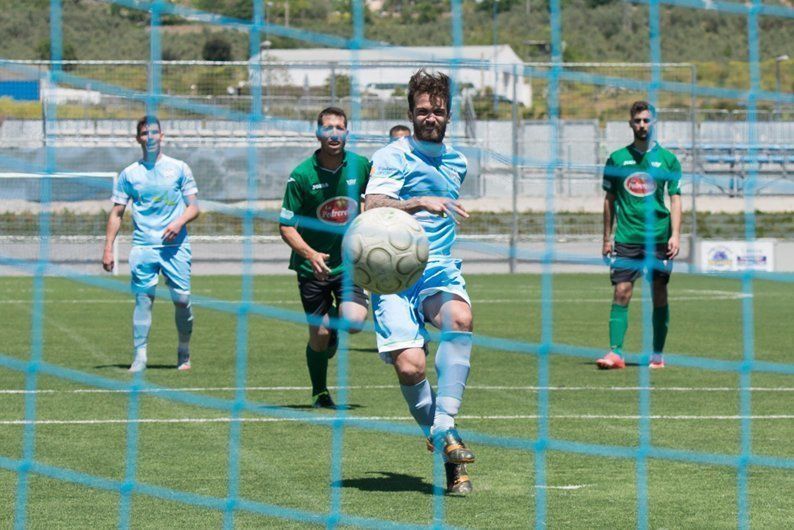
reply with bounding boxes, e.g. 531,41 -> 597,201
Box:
250,45 -> 532,108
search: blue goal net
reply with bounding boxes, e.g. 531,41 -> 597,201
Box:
0,0 -> 792,528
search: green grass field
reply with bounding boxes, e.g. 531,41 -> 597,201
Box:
0,273 -> 792,528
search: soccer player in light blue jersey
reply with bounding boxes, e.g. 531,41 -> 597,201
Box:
365,69 -> 474,495
102,116 -> 200,373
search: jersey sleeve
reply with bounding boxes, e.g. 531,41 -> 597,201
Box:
601,156 -> 616,193
366,147 -> 406,199
111,169 -> 130,205
279,173 -> 303,226
458,151 -> 468,185
180,162 -> 198,197
666,156 -> 682,196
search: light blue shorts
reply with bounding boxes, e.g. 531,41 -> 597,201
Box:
372,258 -> 471,361
129,244 -> 192,294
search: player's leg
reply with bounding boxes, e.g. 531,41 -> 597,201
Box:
298,276 -> 336,407
327,277 -> 369,358
598,243 -> 641,369
372,291 -> 435,436
390,346 -> 435,436
161,245 -> 193,370
423,291 -> 475,463
418,260 -> 475,464
650,245 -> 673,369
128,246 -> 160,372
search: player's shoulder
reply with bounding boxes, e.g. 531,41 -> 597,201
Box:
656,144 -> 681,164
608,145 -> 632,160
159,154 -> 189,170
288,155 -> 317,185
442,142 -> 467,166
120,160 -> 143,179
345,150 -> 370,167
372,137 -> 410,163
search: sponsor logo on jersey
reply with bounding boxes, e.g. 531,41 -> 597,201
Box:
346,179 -> 358,185
317,196 -> 357,225
651,161 -> 662,168
624,172 -> 657,197
312,182 -> 329,190
622,160 -> 637,166
280,208 -> 294,221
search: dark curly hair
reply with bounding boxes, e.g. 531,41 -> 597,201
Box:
407,69 -> 451,114
629,100 -> 656,118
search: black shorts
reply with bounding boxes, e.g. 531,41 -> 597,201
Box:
609,243 -> 673,285
297,274 -> 369,318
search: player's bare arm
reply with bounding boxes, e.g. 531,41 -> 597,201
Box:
602,192 -> 616,256
667,194 -> 682,258
279,224 -> 331,280
102,203 -> 126,272
163,194 -> 200,242
365,194 -> 469,223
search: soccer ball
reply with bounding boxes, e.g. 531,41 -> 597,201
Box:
342,207 -> 429,295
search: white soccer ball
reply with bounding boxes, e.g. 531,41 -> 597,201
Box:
342,207 -> 429,295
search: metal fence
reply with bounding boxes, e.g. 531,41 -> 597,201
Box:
2,60 -> 793,254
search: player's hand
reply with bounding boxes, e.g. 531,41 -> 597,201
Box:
602,240 -> 613,264
667,235 -> 680,259
102,248 -> 114,272
310,251 -> 332,280
419,197 -> 469,224
163,220 -> 184,242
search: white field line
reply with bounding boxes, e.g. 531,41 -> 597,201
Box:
536,485 -> 588,490
0,294 -> 753,305
0,288 -> 756,306
0,414 -> 792,426
1,385 -> 793,395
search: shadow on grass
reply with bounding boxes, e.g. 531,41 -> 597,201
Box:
334,471 -> 434,495
257,403 -> 364,411
93,363 -> 180,370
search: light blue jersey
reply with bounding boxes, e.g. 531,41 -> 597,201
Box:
367,136 -> 467,258
112,155 -> 198,247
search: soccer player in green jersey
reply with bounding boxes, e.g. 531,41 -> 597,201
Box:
278,107 -> 370,408
598,101 -> 682,370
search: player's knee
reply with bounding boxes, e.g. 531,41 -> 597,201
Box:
169,289 -> 191,308
393,351 -> 426,384
614,284 -> 633,305
340,303 -> 367,334
135,292 -> 154,306
446,312 -> 473,332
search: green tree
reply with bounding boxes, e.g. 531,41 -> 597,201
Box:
36,39 -> 78,70
202,36 -> 232,62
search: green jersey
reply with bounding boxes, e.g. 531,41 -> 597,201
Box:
602,143 -> 681,245
279,150 -> 371,278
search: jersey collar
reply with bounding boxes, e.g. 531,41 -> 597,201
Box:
628,141 -> 659,155
313,150 -> 347,174
409,136 -> 445,158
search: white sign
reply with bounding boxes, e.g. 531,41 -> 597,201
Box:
700,240 -> 775,272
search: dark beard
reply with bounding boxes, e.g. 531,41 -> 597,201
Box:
413,121 -> 446,143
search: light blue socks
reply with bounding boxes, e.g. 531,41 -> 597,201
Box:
432,331 -> 472,435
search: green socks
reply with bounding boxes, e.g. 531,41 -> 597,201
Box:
652,305 -> 669,354
306,344 -> 329,397
609,303 -> 629,354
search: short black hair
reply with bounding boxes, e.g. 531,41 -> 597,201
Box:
136,115 -> 161,136
407,69 -> 451,114
389,124 -> 410,137
629,101 -> 656,118
317,106 -> 347,129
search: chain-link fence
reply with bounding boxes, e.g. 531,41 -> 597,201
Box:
2,59 -> 794,272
